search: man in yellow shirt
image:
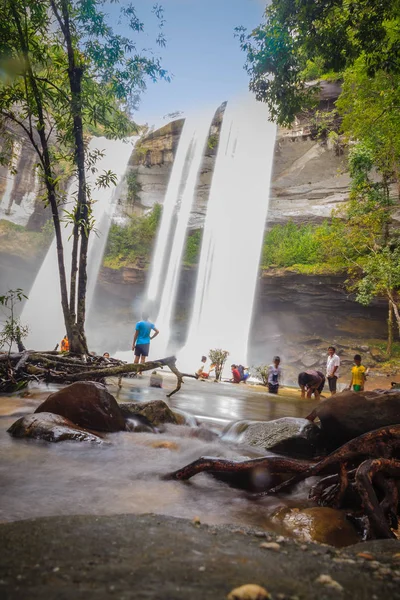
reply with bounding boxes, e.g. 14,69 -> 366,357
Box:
349,354 -> 367,392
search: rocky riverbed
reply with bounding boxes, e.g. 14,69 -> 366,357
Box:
1,513 -> 400,600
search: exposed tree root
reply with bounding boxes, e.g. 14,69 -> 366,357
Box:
165,426 -> 400,539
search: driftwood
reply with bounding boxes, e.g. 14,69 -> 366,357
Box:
0,351 -> 187,397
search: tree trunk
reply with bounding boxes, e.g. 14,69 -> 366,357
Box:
387,299 -> 393,357
55,0 -> 90,354
10,2 -> 73,349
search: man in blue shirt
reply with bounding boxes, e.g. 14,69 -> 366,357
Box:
132,315 -> 159,364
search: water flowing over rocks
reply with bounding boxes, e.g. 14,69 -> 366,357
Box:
308,389 -> 400,449
118,399 -> 181,426
7,412 -> 103,443
222,417 -> 323,459
35,381 -> 126,432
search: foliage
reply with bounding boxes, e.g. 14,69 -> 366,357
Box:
207,133 -> 219,150
104,204 -> 162,268
261,221 -> 336,269
126,171 -> 143,206
183,229 -> 202,265
252,365 -> 269,386
0,0 -> 168,352
0,288 -> 28,353
208,348 -> 229,382
236,0 -> 400,126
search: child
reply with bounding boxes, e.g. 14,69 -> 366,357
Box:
349,354 -> 367,392
267,356 -> 282,394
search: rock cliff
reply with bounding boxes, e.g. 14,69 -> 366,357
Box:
119,82 -> 351,228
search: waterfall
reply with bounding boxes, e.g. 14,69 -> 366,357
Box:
22,136 -> 135,350
180,98 -> 276,373
146,118 -> 198,305
150,111 -> 214,356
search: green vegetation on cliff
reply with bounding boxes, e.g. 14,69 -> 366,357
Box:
103,204 -> 162,269
0,220 -> 51,260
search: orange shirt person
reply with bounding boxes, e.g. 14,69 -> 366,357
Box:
60,335 -> 69,352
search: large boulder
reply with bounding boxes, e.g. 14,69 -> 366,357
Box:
35,382 -> 126,432
307,389 -> 400,449
221,417 -> 322,459
8,412 -> 103,443
119,400 -> 180,426
272,507 -> 360,547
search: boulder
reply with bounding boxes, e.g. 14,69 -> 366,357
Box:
272,507 -> 359,547
8,412 -> 103,443
118,400 -> 179,426
35,382 -> 126,432
221,417 -> 322,459
307,389 -> 400,449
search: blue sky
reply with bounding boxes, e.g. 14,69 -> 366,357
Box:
107,0 -> 266,126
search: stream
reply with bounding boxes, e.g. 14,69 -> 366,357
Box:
1,375 -> 343,541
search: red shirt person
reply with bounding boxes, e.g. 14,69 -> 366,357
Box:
231,364 -> 241,384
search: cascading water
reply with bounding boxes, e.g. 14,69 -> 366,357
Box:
180,97 -> 277,372
22,136 -> 135,350
146,118 -> 198,305
151,111 -> 214,357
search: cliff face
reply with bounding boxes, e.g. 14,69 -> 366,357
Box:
120,83 -> 352,228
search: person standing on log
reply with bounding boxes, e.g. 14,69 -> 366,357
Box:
132,315 -> 159,365
326,346 -> 340,396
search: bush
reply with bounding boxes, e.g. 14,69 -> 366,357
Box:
104,204 -> 162,268
183,229 -> 202,265
261,221 -> 331,268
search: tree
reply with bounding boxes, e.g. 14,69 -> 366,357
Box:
208,349 -> 229,382
320,144 -> 400,355
236,0 -> 400,126
0,0 -> 168,353
0,289 -> 29,354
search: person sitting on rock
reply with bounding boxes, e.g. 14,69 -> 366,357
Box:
298,369 -> 325,400
196,356 -> 209,379
348,354 -> 367,392
60,334 -> 69,353
267,356 -> 282,394
231,364 -> 241,384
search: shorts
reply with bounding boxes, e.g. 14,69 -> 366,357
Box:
135,343 -> 149,357
268,383 -> 279,394
353,384 -> 362,392
328,376 -> 337,393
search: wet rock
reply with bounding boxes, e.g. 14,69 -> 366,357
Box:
188,426 -> 219,442
222,417 -> 322,459
149,371 -> 163,388
35,382 -> 126,433
300,352 -> 321,368
172,408 -> 198,427
227,584 -> 271,600
125,414 -> 157,433
307,389 -> 400,449
7,412 -> 103,443
118,400 -> 180,426
272,507 -> 360,547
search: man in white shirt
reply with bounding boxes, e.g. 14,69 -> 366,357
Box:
326,346 -> 340,396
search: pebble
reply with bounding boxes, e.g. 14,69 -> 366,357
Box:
300,545 -> 308,551
332,558 -> 356,565
192,516 -> 201,526
367,561 -> 381,571
52,567 -> 60,572
227,584 -> 271,600
198,566 -> 206,572
357,552 -> 374,560
315,574 -> 344,592
254,532 -> 267,538
259,542 -> 281,551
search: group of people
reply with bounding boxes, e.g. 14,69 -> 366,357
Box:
230,364 -> 250,383
298,346 -> 367,400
